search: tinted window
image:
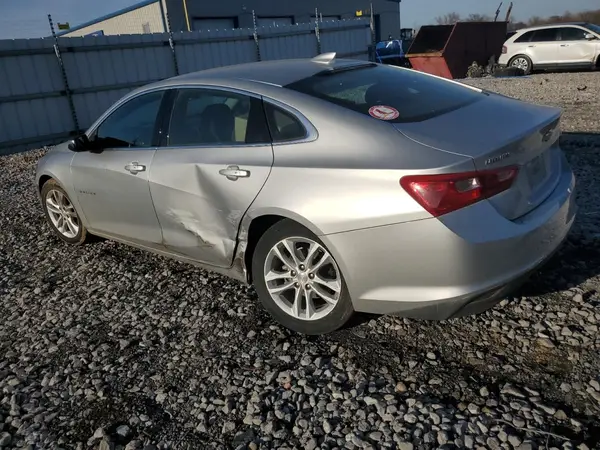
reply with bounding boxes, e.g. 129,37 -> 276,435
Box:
167,89 -> 270,146
286,64 -> 483,123
584,23 -> 600,34
530,28 -> 558,42
559,27 -> 588,41
94,91 -> 164,148
264,103 -> 307,142
514,31 -> 534,42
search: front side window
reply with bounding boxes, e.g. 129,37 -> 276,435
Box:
93,91 -> 164,148
167,89 -> 270,146
559,27 -> 588,41
583,23 -> 600,35
285,64 -> 484,123
530,28 -> 558,42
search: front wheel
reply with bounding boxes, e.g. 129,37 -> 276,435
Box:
509,55 -> 533,75
252,220 -> 354,335
41,179 -> 89,245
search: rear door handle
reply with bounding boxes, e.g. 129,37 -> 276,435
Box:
560,44 -> 569,47
219,165 -> 250,181
125,161 -> 146,175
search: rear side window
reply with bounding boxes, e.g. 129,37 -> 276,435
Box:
514,31 -> 534,42
285,64 -> 483,123
167,89 -> 270,146
530,28 -> 558,42
264,103 -> 307,142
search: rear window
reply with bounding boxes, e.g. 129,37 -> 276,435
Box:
285,64 -> 484,123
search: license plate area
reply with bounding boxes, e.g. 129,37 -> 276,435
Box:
526,153 -> 547,190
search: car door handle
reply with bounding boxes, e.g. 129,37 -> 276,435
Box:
219,165 -> 250,181
125,162 -> 146,175
560,44 -> 569,47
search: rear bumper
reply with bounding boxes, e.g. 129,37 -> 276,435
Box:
322,160 -> 577,320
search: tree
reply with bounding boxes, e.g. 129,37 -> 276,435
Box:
435,12 -> 461,25
507,21 -> 527,31
465,13 -> 491,22
524,9 -> 600,27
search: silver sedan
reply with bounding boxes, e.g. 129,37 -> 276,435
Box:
35,53 -> 577,335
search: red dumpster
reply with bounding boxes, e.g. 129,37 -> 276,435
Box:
406,21 -> 508,79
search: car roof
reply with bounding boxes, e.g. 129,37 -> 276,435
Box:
513,22 -> 589,33
155,56 -> 372,89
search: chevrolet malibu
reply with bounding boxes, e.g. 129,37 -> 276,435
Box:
36,53 -> 577,335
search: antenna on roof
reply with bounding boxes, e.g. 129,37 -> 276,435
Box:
312,52 -> 337,64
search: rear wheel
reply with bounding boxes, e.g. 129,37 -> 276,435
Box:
509,55 -> 532,75
41,179 -> 88,245
252,220 -> 354,335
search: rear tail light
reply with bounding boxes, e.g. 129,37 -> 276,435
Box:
400,166 -> 519,217
502,45 -> 507,54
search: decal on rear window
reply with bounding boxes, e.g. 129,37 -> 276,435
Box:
368,105 -> 399,121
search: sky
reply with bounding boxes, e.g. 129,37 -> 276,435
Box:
0,0 -> 598,39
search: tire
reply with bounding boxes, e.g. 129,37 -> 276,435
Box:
41,179 -> 89,245
252,219 -> 354,335
508,55 -> 533,75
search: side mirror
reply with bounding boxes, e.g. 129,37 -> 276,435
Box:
584,33 -> 597,40
67,134 -> 91,152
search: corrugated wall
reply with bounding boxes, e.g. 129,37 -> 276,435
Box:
0,18 -> 371,155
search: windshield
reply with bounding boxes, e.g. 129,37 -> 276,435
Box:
285,64 -> 484,123
584,23 -> 600,35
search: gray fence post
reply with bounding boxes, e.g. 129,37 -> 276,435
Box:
252,10 -> 261,61
166,12 -> 180,75
48,14 -> 79,134
314,8 -> 322,55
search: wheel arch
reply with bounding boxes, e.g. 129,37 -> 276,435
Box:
240,208 -> 345,284
38,174 -> 54,192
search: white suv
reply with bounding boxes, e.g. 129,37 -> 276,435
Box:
498,22 -> 600,74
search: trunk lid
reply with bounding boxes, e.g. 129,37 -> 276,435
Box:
393,93 -> 563,220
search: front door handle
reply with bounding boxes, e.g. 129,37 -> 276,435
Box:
560,44 -> 569,47
125,162 -> 146,175
219,165 -> 250,181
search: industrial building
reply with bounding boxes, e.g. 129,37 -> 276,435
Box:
57,0 -> 169,37
166,0 -> 400,42
57,0 -> 401,42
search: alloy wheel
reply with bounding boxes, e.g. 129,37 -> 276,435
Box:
45,189 -> 80,239
511,57 -> 529,72
263,237 -> 341,321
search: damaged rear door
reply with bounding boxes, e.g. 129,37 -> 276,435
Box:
149,87 -> 274,268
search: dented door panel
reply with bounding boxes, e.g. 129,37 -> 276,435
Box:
149,145 -> 273,267
558,41 -> 598,64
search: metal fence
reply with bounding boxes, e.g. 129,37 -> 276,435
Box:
0,18 -> 371,155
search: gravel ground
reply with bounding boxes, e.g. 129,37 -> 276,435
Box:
1,71 -> 600,450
